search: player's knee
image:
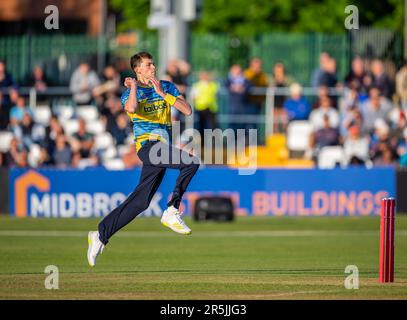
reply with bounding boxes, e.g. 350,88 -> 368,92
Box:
139,200 -> 150,212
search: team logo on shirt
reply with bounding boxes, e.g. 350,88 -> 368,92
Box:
144,102 -> 168,113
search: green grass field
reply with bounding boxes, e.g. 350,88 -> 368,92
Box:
1,215 -> 407,300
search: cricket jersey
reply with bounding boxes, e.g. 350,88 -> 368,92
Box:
121,80 -> 180,151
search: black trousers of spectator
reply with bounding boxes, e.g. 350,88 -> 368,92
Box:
98,140 -> 200,245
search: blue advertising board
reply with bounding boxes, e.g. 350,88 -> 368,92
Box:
9,167 -> 396,218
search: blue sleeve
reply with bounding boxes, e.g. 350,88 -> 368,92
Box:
165,81 -> 181,97
120,89 -> 130,108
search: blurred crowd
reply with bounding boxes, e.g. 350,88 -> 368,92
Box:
1,51 -> 407,169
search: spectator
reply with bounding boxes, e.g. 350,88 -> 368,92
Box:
270,62 -> 294,133
41,115 -> 65,164
110,112 -> 131,146
190,71 -> 219,136
8,87 -> 20,107
319,57 -> 338,88
71,119 -> 98,167
309,95 -> 339,131
101,95 -> 123,135
344,56 -> 371,96
225,64 -> 250,131
93,65 -> 121,106
12,112 -> 44,149
244,57 -> 269,126
283,83 -> 311,121
165,59 -> 191,126
9,96 -> 33,128
69,61 -> 100,106
340,104 -> 365,138
52,133 -> 73,168
0,59 -> 15,88
390,110 -> 407,147
396,60 -> 407,110
370,59 -> 393,99
271,62 -> 293,108
165,59 -> 190,97
311,52 -> 330,87
24,66 -> 50,102
370,119 -> 398,166
343,124 -> 370,165
312,86 -> 329,110
339,83 -> 364,115
0,60 -> 16,107
360,87 -> 393,134
310,114 -> 340,161
0,91 -> 10,130
1,137 -> 28,168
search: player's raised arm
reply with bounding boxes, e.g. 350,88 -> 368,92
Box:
124,77 -> 138,113
150,77 -> 192,116
171,95 -> 192,116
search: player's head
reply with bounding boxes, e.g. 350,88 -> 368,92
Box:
130,52 -> 156,79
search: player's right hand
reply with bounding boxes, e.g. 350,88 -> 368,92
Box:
124,77 -> 137,88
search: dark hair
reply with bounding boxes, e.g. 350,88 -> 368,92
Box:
130,52 -> 153,70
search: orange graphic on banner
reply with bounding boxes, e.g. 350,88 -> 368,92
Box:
15,170 -> 50,217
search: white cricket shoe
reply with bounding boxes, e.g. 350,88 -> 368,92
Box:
161,207 -> 192,235
87,231 -> 104,267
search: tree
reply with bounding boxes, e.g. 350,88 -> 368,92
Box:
109,0 -> 403,35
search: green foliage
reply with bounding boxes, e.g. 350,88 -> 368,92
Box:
109,0 -> 151,32
109,0 -> 404,35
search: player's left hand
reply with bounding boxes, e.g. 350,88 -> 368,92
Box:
150,77 -> 165,97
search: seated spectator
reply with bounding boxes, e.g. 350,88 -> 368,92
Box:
110,112 -> 131,146
310,114 -> 340,160
8,87 -> 20,107
69,61 -> 100,106
190,71 -> 219,136
360,87 -> 393,134
225,64 -> 250,131
312,86 -> 329,110
101,94 -> 123,135
93,65 -> 121,106
1,137 -> 28,168
339,82 -> 367,115
52,133 -> 73,168
0,91 -> 10,130
41,115 -> 65,165
71,119 -> 98,167
12,112 -> 44,149
9,96 -> 33,128
24,66 -> 50,102
283,83 -> 311,121
390,110 -> 407,146
343,124 -> 370,165
370,59 -> 393,100
309,95 -> 339,131
370,119 -> 398,166
340,104 -> 365,138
